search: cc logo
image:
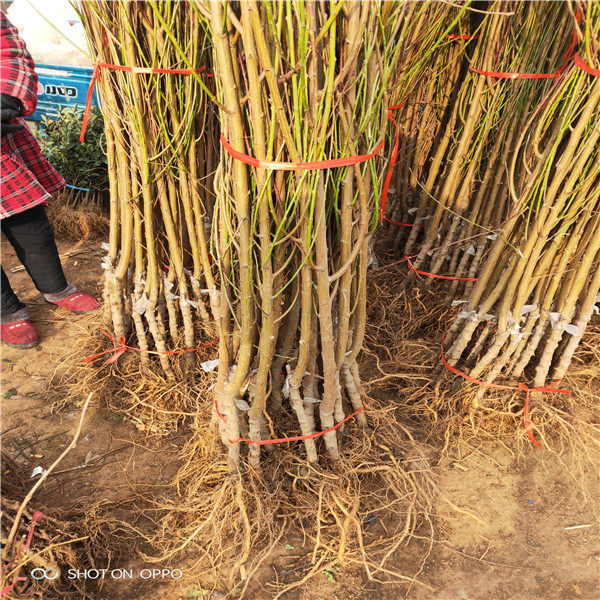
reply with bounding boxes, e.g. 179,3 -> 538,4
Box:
30,568 -> 60,580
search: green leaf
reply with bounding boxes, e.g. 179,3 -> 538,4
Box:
284,544 -> 294,551
37,105 -> 109,191
4,388 -> 17,399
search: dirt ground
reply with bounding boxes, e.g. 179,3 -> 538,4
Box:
1,234 -> 599,600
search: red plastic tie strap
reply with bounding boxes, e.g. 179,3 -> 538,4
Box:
1,578 -> 26,597
22,511 -> 44,554
79,62 -> 100,142
80,61 -> 211,141
220,102 -> 403,228
470,9 -> 582,81
574,52 -> 600,77
83,328 -> 127,365
468,66 -> 559,80
378,103 -> 404,224
384,217 -> 414,227
83,328 -> 218,366
219,133 -> 385,171
215,397 -> 364,446
440,335 -> 570,447
446,34 -> 479,40
405,255 -> 478,282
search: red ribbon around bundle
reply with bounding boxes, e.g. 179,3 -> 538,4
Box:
214,397 -> 364,446
219,132 -> 386,171
220,102 -> 405,228
446,34 -> 479,40
574,52 -> 600,77
83,328 -> 218,366
385,217 -> 416,227
469,8 -> 582,80
440,335 -> 570,448
379,103 -> 404,225
405,255 -> 479,282
79,61 -> 212,142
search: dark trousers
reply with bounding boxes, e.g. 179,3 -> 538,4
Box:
1,205 -> 67,317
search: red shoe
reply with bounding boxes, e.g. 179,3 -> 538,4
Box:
1,319 -> 40,348
48,291 -> 100,314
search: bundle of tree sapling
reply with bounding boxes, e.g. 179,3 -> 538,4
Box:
382,1 -> 471,241
80,0 -> 217,376
394,2 -> 577,296
443,5 -> 600,410
199,0 -> 410,468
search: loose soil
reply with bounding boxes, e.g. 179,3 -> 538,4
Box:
1,235 -> 598,600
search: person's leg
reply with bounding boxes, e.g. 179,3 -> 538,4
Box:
1,205 -> 68,294
1,266 -> 25,318
2,204 -> 99,316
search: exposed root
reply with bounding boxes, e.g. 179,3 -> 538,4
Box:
364,250 -> 600,466
109,395 -> 439,597
1,486 -> 94,600
51,323 -> 217,435
33,237 -> 597,598
45,190 -> 109,242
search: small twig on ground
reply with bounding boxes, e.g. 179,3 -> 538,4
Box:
49,443 -> 133,476
1,423 -> 22,436
2,392 -> 93,557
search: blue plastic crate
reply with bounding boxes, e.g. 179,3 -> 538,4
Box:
29,63 -> 98,122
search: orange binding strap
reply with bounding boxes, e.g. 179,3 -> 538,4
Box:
80,62 -> 100,142
405,255 -> 478,282
385,217 -> 415,227
219,132 -> 385,171
220,102 -> 404,227
574,52 -> 600,77
84,328 -> 218,366
80,62 -> 211,142
215,397 -> 364,446
440,335 -> 570,447
378,103 -> 404,224
470,8 -> 582,80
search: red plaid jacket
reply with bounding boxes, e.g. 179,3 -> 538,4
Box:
1,11 -> 64,220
